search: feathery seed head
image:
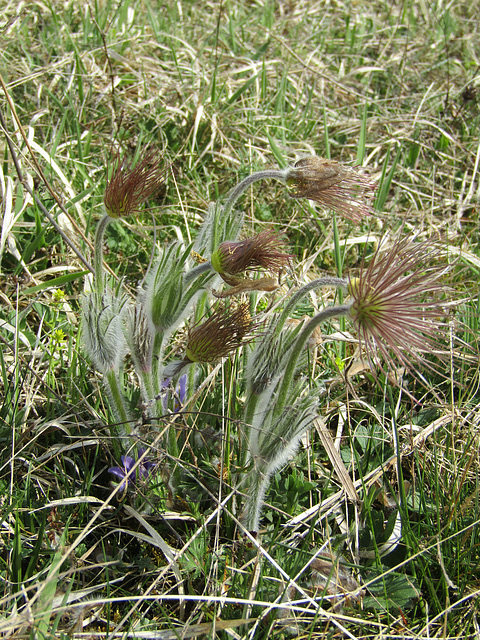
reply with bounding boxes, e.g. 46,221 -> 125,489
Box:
347,236 -> 450,376
286,156 -> 376,221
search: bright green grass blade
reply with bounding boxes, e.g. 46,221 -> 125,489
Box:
266,131 -> 287,168
21,271 -> 89,295
375,145 -> 401,212
357,102 -> 368,164
35,529 -> 67,638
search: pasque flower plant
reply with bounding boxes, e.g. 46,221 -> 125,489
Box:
81,149 -> 455,531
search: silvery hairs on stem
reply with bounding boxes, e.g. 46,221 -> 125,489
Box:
242,234 -> 452,531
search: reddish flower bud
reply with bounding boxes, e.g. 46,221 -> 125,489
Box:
104,150 -> 168,218
211,230 -> 290,277
185,304 -> 253,364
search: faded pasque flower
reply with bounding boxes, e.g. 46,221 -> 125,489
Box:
211,230 -> 290,277
347,236 -> 449,375
286,156 -> 376,221
185,303 -> 253,364
104,150 -> 167,219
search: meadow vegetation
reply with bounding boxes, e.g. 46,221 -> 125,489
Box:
1,0 -> 479,638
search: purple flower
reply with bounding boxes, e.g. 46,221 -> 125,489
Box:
108,455 -> 136,491
137,448 -> 156,476
174,374 -> 187,412
160,374 -> 188,413
108,449 -> 155,491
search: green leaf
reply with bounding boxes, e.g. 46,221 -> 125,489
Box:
36,529 -> 68,638
21,270 -> 89,295
266,131 -> 287,168
364,570 -> 420,612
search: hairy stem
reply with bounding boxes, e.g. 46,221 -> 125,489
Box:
222,169 -> 288,216
94,213 -> 112,297
274,304 -> 350,420
105,369 -> 131,438
184,261 -> 213,285
243,465 -> 271,533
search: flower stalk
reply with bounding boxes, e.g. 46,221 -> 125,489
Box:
273,305 -> 350,420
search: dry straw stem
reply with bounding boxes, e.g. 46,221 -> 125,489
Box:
289,412 -> 456,528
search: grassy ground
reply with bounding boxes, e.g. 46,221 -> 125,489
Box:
1,0 -> 480,638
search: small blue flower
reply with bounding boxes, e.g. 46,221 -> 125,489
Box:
137,448 -> 156,478
108,455 -> 136,491
173,374 -> 187,412
161,374 -> 187,413
108,449 -> 155,491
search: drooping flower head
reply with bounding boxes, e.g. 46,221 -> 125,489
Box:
211,230 -> 290,277
104,150 -> 168,219
347,235 -> 450,377
285,156 -> 377,221
185,303 -> 253,364
210,230 -> 291,298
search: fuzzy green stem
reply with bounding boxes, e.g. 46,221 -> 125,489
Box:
244,277 -> 347,427
138,369 -> 155,407
184,261 -> 213,285
104,369 -> 131,437
273,305 -> 350,420
151,330 -> 166,399
94,213 -> 112,297
222,169 -> 288,217
277,277 -> 348,335
244,466 -> 271,533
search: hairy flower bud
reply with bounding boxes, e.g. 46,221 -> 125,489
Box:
286,157 -> 376,221
81,291 -> 127,373
185,303 -> 253,364
104,150 -> 167,219
125,303 -> 154,373
211,230 -> 290,277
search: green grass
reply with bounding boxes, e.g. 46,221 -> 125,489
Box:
1,0 -> 480,638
